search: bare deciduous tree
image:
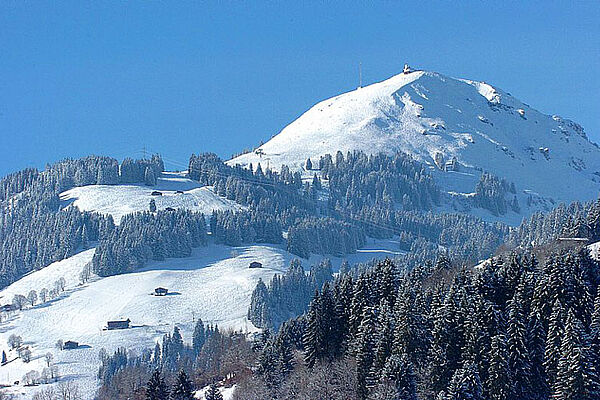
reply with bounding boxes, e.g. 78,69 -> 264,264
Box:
57,380 -> 82,400
8,334 -> 23,349
45,352 -> 54,367
27,290 -> 38,306
20,347 -> 32,363
12,294 -> 27,310
40,287 -> 48,303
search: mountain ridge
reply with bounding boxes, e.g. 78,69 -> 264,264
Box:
229,69 -> 600,219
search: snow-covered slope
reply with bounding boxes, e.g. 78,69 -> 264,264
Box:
0,236 -> 401,399
61,172 -> 241,224
229,70 -> 600,212
0,245 -> 286,398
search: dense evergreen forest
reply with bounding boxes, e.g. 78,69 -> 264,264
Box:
4,150 -> 600,399
90,244 -> 600,400
0,155 -> 164,287
3,150 -> 600,287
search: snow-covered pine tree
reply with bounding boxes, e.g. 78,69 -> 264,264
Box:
204,383 -> 223,400
444,362 -> 484,400
192,318 -> 206,357
487,334 -> 511,400
170,370 -> 194,400
553,309 -> 600,400
146,369 -> 169,400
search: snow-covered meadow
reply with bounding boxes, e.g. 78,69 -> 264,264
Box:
1,166 -> 402,400
61,172 -> 241,224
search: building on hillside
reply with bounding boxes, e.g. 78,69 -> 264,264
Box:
154,287 -> 168,296
249,261 -> 263,269
106,319 -> 131,330
63,341 -> 79,350
151,191 -> 162,196
0,304 -> 14,312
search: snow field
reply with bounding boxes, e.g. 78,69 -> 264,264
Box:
60,172 -> 241,225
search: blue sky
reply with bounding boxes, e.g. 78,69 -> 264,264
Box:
1,1 -> 598,176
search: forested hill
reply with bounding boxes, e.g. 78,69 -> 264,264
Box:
235,245 -> 600,399
95,240 -> 600,400
4,149 -> 600,289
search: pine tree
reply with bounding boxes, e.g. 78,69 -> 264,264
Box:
378,352 -> 418,400
1,350 -> 6,364
444,362 -> 484,400
192,318 -> 206,356
145,166 -> 157,186
487,334 -> 511,400
544,300 -> 564,388
526,311 -> 548,398
204,383 -> 222,400
355,306 -> 377,400
305,158 -> 312,170
303,291 -> 321,368
507,290 -> 531,398
170,370 -> 194,400
553,310 -> 600,400
149,199 -> 157,213
146,369 -> 169,400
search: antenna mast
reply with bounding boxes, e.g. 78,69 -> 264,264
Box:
358,62 -> 362,88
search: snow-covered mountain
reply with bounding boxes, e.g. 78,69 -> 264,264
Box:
229,69 -> 600,218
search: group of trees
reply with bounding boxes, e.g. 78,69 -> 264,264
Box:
474,172 -> 519,216
248,259 -> 335,329
324,151 -> 440,213
97,321 -> 246,400
92,210 -> 208,276
509,198 -> 600,248
120,155 -> 164,186
10,277 -> 67,312
287,217 -> 366,258
235,246 -> 600,399
0,155 -> 164,288
210,210 -> 283,246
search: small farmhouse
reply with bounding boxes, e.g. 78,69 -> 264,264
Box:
0,304 -> 14,312
151,191 -> 162,196
154,287 -> 168,296
107,319 -> 131,330
249,261 -> 263,269
63,341 -> 79,350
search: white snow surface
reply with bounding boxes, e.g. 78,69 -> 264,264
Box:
60,172 -> 241,224
0,236 -> 401,399
195,384 -> 236,399
229,70 -> 600,215
589,241 -> 600,260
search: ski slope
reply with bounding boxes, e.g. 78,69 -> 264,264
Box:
60,172 -> 241,224
229,69 -> 600,217
0,236 -> 402,399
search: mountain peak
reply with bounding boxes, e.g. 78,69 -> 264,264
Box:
229,70 -> 600,219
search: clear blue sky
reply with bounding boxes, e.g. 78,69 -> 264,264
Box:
1,1 -> 598,176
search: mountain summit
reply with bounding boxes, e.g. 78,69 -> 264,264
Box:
229,69 -> 600,216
